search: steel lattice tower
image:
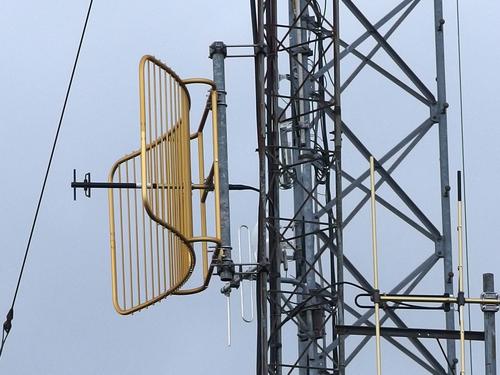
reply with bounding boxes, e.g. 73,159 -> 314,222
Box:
251,0 -> 457,373
60,0 -> 499,373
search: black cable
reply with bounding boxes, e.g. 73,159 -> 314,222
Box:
336,281 -> 371,293
0,328 -> 9,358
0,0 -> 94,360
228,183 -> 260,193
436,338 -> 457,375
384,301 -> 443,311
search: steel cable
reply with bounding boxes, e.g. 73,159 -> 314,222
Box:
454,0 -> 474,372
0,0 -> 94,361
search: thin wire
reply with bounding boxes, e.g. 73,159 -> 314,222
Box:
437,338 -> 457,375
0,0 -> 94,360
0,329 -> 8,358
455,0 -> 473,372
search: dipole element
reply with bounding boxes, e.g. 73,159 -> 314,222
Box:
370,156 -> 382,375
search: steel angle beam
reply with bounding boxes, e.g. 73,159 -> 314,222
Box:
336,325 -> 484,342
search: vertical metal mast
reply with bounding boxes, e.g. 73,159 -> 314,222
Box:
266,0 -> 283,374
253,0 -> 269,374
483,273 -> 498,375
253,0 -> 459,373
433,0 -> 457,367
332,0 -> 345,371
259,0 -> 341,372
289,1 -> 322,373
210,41 -> 234,283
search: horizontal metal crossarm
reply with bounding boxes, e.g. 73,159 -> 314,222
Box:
343,304 -> 439,374
342,0 -> 436,103
323,253 -> 438,350
337,325 -> 485,341
72,180 -> 256,193
380,295 -> 500,306
72,180 -> 210,191
277,363 -> 337,373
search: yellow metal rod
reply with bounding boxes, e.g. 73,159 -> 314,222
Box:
158,69 -> 167,294
381,295 -> 453,303
125,162 -> 133,307
146,61 -> 156,297
380,295 -> 500,305
117,167 -> 126,309
458,179 -> 466,375
152,64 -> 162,295
166,74 -> 174,290
370,156 -> 382,375
211,89 -> 221,241
132,160 -> 141,304
197,132 -> 209,277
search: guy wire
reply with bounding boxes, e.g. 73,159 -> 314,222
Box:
0,0 -> 94,361
455,0 -> 473,372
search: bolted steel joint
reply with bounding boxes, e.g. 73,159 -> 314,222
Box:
371,289 -> 381,304
217,246 -> 234,282
443,293 -> 451,312
457,291 -> 465,306
209,41 -> 227,59
481,292 -> 500,312
437,18 -> 445,32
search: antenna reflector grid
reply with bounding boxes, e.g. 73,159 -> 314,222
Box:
107,56 -> 221,315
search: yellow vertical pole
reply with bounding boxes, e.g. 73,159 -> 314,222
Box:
370,156 -> 382,375
457,171 -> 466,375
211,89 -> 221,240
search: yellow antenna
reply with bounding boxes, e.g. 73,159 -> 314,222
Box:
106,55 -> 222,314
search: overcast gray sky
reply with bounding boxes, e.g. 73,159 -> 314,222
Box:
0,1 -> 499,374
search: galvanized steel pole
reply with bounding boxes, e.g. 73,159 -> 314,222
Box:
483,273 -> 498,375
252,0 -> 269,373
433,0 -> 457,370
210,41 -> 234,282
332,1 -> 345,372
